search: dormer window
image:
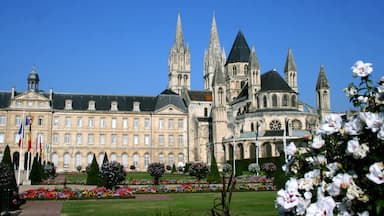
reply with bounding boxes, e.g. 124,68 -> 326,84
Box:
65,99 -> 72,110
88,100 -> 95,110
111,101 -> 118,111
133,101 -> 140,112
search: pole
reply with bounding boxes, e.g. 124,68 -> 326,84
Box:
17,140 -> 23,185
232,135 -> 235,176
255,122 -> 259,175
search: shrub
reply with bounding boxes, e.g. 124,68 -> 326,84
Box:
129,165 -> 136,171
166,165 -> 172,171
207,154 -> 221,183
44,162 -> 56,179
99,161 -> 126,189
189,162 -> 209,181
171,163 -> 177,173
0,145 -> 17,190
76,165 -> 82,172
222,163 -> 232,175
86,154 -> 101,185
248,163 -> 260,175
147,163 -> 165,185
29,155 -> 43,185
184,163 -> 191,174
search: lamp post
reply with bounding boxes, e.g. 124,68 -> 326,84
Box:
232,134 -> 236,176
255,122 -> 259,176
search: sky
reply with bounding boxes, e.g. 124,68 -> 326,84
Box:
0,0 -> 383,112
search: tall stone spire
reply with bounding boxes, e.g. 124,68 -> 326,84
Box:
316,65 -> 331,120
316,65 -> 330,90
284,48 -> 298,92
248,46 -> 261,111
204,14 -> 225,90
174,11 -> 185,50
168,12 -> 191,94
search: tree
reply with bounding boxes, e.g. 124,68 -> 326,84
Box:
207,154 -> 221,183
102,152 -> 109,165
29,154 -> 43,185
189,162 -> 210,181
147,163 -> 165,185
1,145 -> 17,189
86,154 -> 101,185
171,163 -> 177,173
99,161 -> 126,189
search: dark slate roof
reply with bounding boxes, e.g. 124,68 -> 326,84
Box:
236,83 -> 249,99
52,93 -> 158,111
187,90 -> 212,101
225,31 -> 250,65
0,92 -> 11,108
263,130 -> 284,137
155,90 -> 187,112
260,70 -> 294,92
160,89 -> 179,95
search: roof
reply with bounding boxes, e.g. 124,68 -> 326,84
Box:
187,90 -> 212,101
0,92 -> 11,108
316,65 -> 329,90
225,31 -> 250,65
155,90 -> 187,112
260,70 -> 294,92
284,48 -> 297,72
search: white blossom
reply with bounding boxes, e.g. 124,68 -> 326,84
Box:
344,116 -> 363,135
327,173 -> 352,196
318,114 -> 343,135
357,96 -> 368,103
378,124 -> 384,140
325,162 -> 340,178
367,162 -> 384,184
276,178 -> 300,210
346,179 -> 368,202
343,83 -> 358,97
346,138 -> 369,159
359,112 -> 384,133
310,135 -> 325,149
306,188 -> 336,216
351,60 -> 373,77
286,142 -> 297,156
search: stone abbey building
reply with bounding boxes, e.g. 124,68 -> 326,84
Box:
0,13 -> 330,172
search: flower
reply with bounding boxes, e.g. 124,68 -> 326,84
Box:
276,178 -> 300,210
351,60 -> 373,77
366,162 -> 384,184
359,112 -> 384,133
286,142 -> 297,156
343,83 -> 358,97
326,173 -> 352,196
310,135 -> 325,149
346,137 -> 369,159
344,116 -> 363,135
325,162 -> 340,178
318,114 -> 343,135
306,188 -> 336,216
357,96 -> 368,103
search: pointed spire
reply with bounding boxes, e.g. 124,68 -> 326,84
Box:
226,31 -> 250,65
316,65 -> 330,90
248,46 -> 260,69
284,48 -> 297,72
174,11 -> 185,49
213,61 -> 225,87
208,14 -> 220,52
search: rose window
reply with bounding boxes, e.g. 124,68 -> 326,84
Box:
269,120 -> 282,130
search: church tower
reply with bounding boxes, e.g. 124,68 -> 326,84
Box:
211,61 -> 227,164
27,66 -> 40,91
316,65 -> 331,120
203,15 -> 226,91
247,46 -> 261,111
168,12 -> 191,94
284,48 -> 298,93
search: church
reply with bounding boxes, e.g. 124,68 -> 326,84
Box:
0,13 -> 330,172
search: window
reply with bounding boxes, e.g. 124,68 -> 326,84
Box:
123,118 -> 128,128
77,117 -> 82,127
111,134 -> 117,145
75,153 -> 81,167
111,101 -> 118,111
204,108 -> 208,117
263,96 -> 268,108
244,64 -> 248,75
144,135 -> 150,145
178,135 -> 183,146
133,154 -> 139,167
53,116 -> 59,126
168,119 -> 174,129
15,115 -> 21,126
87,153 -> 93,165
53,133 -> 59,145
133,135 -> 139,145
99,153 -> 104,167
65,117 -> 71,128
51,153 -> 58,167
168,154 -> 174,166
168,135 -> 174,146
35,116 -> 42,126
159,153 -> 164,164
0,133 -> 4,144
100,134 -> 106,145
269,120 -> 282,130
272,94 -> 278,107
178,153 -> 184,164
134,118 -> 139,129
88,134 -> 94,145
122,153 -> 128,168
159,119 -> 164,129
76,134 -> 82,145
0,116 -> 6,126
282,94 -> 288,107
292,119 -> 302,130
232,65 -> 237,76
64,133 -> 71,145
291,95 -> 297,107
159,135 -> 164,145
178,119 -> 183,129
122,134 -> 128,146
218,87 -> 224,104
88,101 -> 95,110
100,117 -> 106,128
111,118 -> 117,129
65,100 -> 72,110
64,153 -> 70,168
144,118 -> 150,129
88,117 -> 94,128
144,153 -> 150,168
111,153 -> 117,161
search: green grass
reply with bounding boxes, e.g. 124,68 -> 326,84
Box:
61,191 -> 277,216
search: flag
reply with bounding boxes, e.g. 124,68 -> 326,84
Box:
26,116 -> 33,126
26,116 -> 32,152
16,123 -> 24,147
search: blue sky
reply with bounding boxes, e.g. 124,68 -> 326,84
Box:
0,0 -> 383,112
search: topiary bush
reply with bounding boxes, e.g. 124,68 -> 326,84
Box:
86,154 -> 102,186
29,154 -> 43,185
248,163 -> 260,175
189,162 -> 210,181
147,163 -> 165,185
99,161 -> 126,190
207,154 -> 221,183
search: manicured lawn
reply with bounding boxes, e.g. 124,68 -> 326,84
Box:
61,191 -> 277,216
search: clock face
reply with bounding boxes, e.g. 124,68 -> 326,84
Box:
269,120 -> 282,130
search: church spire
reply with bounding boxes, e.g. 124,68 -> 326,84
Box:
174,11 -> 185,50
316,65 -> 330,90
316,65 -> 331,120
284,48 -> 298,92
208,15 -> 220,53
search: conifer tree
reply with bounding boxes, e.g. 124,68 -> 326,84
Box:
102,152 -> 109,165
29,154 -> 42,185
207,154 -> 221,183
86,154 -> 101,185
1,145 -> 17,189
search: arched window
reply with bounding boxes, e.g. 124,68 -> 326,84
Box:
159,153 -> 164,164
282,94 -> 288,107
240,81 -> 245,89
263,96 -> 268,108
144,153 -> 150,168
168,153 -> 174,166
251,122 -> 255,131
122,153 -> 128,168
178,153 -> 184,166
133,153 -> 139,168
256,95 -> 260,109
51,153 -> 58,167
75,153 -> 81,167
218,87 -> 224,104
64,153 -> 71,168
244,64 -> 248,75
291,95 -> 297,107
177,74 -> 182,86
184,75 -> 188,85
272,94 -> 278,107
87,153 -> 93,165
204,107 -> 208,117
111,153 -> 117,161
98,153 -> 104,167
232,65 -> 237,76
